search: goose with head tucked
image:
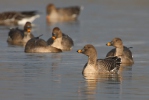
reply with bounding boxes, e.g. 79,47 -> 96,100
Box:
47,27 -> 74,51
7,22 -> 34,46
0,11 -> 40,26
25,34 -> 62,53
106,37 -> 134,65
77,44 -> 121,74
46,3 -> 83,22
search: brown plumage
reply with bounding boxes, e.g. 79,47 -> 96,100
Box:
46,3 -> 83,22
47,27 -> 74,51
0,11 -> 39,26
106,38 -> 134,64
7,22 -> 34,46
77,44 -> 121,74
25,35 -> 62,53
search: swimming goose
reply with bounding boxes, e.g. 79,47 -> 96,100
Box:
7,22 -> 34,45
0,11 -> 40,26
77,44 -> 121,74
46,3 -> 82,22
25,34 -> 62,53
47,27 -> 74,51
106,37 -> 134,64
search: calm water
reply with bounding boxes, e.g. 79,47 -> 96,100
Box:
0,0 -> 149,100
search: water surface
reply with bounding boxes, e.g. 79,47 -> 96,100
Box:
0,0 -> 149,100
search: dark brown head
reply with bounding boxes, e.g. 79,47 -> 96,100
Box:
106,38 -> 123,48
24,22 -> 32,33
52,27 -> 62,40
77,44 -> 97,57
46,3 -> 56,14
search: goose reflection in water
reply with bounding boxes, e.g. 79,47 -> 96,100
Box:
77,64 -> 132,100
76,73 -> 122,100
51,53 -> 62,72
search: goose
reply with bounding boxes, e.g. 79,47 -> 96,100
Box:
46,3 -> 83,22
77,44 -> 121,74
25,34 -> 62,53
47,27 -> 74,51
106,37 -> 134,64
7,22 -> 34,46
0,11 -> 39,26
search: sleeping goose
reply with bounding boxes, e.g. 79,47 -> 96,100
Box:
25,34 -> 62,53
46,3 -> 83,22
0,11 -> 40,26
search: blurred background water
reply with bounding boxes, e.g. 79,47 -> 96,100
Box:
0,0 -> 149,100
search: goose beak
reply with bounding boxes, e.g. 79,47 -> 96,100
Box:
27,29 -> 31,33
77,49 -> 82,53
52,36 -> 56,40
106,42 -> 112,46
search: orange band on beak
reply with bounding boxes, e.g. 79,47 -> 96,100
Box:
106,42 -> 111,46
52,36 -> 56,40
27,29 -> 31,33
77,49 -> 82,53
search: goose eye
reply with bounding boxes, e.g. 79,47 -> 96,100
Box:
52,33 -> 55,36
115,39 -> 118,42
